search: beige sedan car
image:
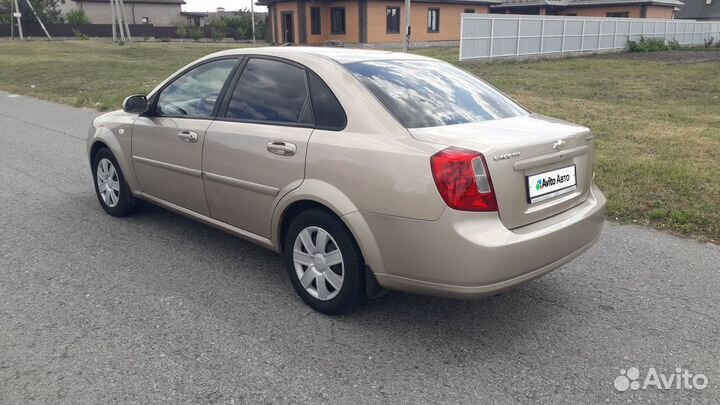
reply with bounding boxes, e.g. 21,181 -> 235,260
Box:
87,47 -> 605,314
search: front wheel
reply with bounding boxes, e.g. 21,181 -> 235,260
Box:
92,148 -> 140,217
284,209 -> 365,315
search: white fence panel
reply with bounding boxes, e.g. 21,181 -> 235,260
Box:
460,14 -> 720,61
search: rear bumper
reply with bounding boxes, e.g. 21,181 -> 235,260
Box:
357,182 -> 606,299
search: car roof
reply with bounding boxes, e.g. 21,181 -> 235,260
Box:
208,46 -> 436,64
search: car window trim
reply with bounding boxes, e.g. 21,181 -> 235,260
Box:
215,55 -> 315,129
146,56 -> 243,120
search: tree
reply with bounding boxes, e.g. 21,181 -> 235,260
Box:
0,0 -> 62,23
221,9 -> 269,41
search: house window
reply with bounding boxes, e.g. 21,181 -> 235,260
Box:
464,8 -> 475,13
386,7 -> 400,33
606,12 -> 629,17
427,8 -> 439,33
331,7 -> 346,34
141,17 -> 150,24
311,7 -> 321,34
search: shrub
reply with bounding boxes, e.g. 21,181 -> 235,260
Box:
667,39 -> 681,50
627,36 -> 669,52
175,22 -> 189,39
72,28 -> 89,40
704,37 -> 715,48
189,28 -> 203,41
65,8 -> 90,26
211,29 -> 224,42
208,18 -> 226,41
220,9 -> 270,41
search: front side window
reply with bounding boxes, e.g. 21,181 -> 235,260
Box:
225,58 -> 312,124
156,58 -> 236,118
331,7 -> 346,34
386,7 -> 400,33
311,7 -> 321,34
346,60 -> 528,128
427,8 -> 439,33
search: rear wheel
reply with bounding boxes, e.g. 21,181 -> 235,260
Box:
284,209 -> 365,315
92,148 -> 140,217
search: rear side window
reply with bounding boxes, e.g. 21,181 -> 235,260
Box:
345,60 -> 528,128
225,58 -> 312,124
307,71 -> 347,130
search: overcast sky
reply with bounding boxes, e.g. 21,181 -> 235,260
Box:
183,0 -> 267,12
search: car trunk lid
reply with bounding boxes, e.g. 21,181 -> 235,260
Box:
410,114 -> 595,229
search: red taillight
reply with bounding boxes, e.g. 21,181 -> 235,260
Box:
430,147 -> 498,212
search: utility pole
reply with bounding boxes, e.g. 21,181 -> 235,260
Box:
114,0 -> 125,41
23,0 -> 52,40
118,0 -> 132,41
110,0 -> 117,42
403,0 -> 411,52
250,0 -> 256,43
13,0 -> 23,40
9,0 -> 14,39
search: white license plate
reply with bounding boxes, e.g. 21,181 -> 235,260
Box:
527,165 -> 577,204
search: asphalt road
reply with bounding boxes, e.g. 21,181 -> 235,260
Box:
1,91 -> 719,404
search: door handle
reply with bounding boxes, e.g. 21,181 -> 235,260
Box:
267,141 -> 297,156
177,131 -> 198,143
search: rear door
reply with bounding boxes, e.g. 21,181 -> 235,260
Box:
202,57 -> 315,238
131,57 -> 239,215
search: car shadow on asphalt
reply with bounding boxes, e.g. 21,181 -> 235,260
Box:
123,202 -> 571,343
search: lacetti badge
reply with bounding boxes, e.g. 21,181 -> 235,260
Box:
493,152 -> 520,161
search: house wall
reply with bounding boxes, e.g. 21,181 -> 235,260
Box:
302,0 -> 360,44
500,4 -> 675,19
275,1 -> 300,43
367,1 -> 488,43
278,0 -> 487,45
59,1 -> 183,26
559,6 -> 641,17
644,5 -> 674,19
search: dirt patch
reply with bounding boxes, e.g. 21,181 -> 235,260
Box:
598,49 -> 720,64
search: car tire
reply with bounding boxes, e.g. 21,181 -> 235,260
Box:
92,147 -> 140,217
284,209 -> 365,315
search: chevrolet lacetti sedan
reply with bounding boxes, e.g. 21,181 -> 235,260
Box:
87,47 -> 605,314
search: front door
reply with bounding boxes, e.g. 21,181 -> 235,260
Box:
203,57 -> 314,237
282,12 -> 294,43
131,57 -> 238,215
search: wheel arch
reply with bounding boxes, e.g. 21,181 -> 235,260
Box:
88,126 -> 139,193
272,180 -> 386,275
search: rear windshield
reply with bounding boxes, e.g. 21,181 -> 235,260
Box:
345,60 -> 528,129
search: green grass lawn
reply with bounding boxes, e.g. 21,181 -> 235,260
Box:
1,41 -> 718,242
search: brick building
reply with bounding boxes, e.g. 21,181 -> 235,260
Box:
260,0 -> 681,46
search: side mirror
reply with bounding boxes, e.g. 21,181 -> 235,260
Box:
123,95 -> 148,114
